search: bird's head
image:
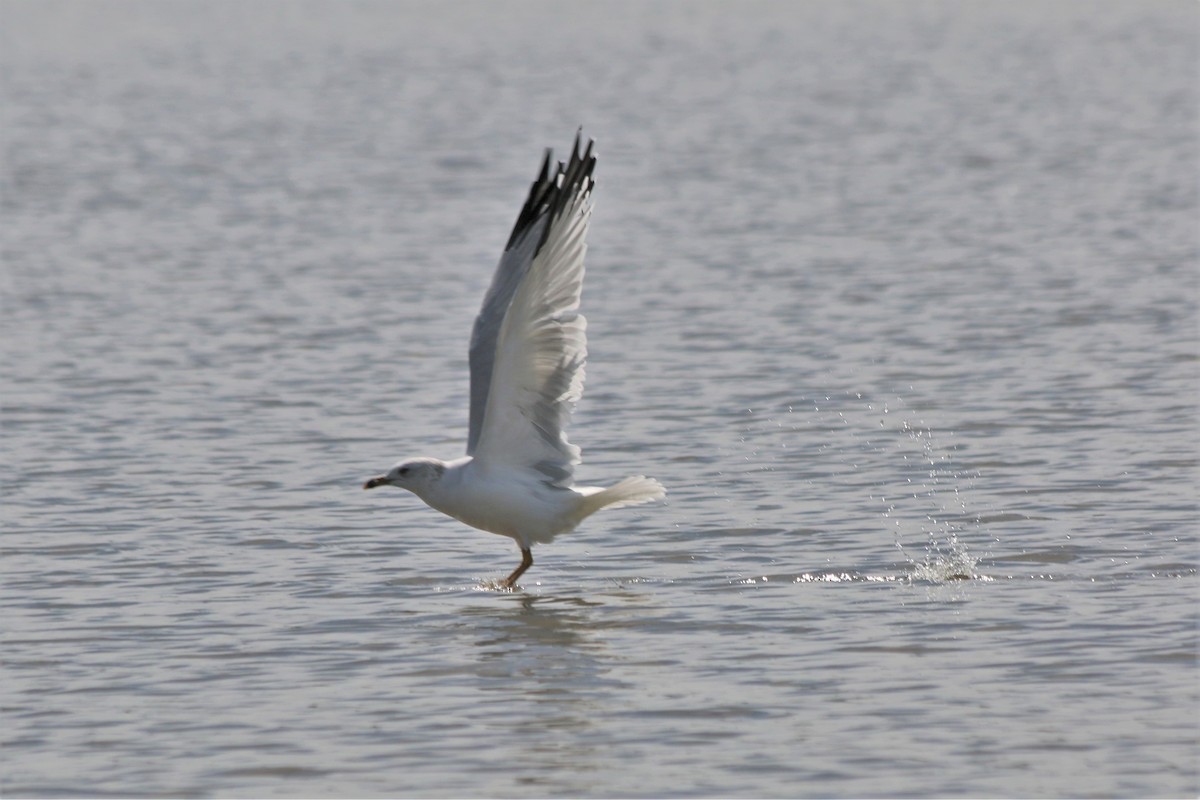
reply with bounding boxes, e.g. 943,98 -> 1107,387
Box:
363,458 -> 446,494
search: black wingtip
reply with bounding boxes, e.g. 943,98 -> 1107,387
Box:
504,131 -> 598,251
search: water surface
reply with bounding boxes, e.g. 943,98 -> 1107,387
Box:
3,1 -> 1197,797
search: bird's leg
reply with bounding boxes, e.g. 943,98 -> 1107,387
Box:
501,547 -> 533,589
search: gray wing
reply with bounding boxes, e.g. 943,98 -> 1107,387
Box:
465,148 -> 553,454
466,133 -> 596,485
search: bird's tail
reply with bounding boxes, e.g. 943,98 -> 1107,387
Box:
576,475 -> 666,521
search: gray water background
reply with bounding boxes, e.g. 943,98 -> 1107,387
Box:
2,1 -> 1197,797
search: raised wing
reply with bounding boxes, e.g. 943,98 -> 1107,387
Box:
466,133 -> 596,487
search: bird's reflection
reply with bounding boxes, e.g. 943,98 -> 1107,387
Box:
464,592 -> 608,656
452,591 -> 633,784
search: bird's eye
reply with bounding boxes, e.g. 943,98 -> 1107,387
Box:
398,467 -> 410,476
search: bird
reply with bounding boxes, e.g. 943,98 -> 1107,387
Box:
363,132 -> 666,589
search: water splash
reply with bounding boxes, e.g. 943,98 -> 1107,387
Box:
876,397 -> 992,583
792,572 -> 900,583
729,390 -> 994,585
907,532 -> 992,583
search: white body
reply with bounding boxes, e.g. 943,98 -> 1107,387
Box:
398,457 -> 663,549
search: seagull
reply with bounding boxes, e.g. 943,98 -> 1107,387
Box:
363,132 -> 666,589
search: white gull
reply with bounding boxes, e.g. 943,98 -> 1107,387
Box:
363,132 -> 666,588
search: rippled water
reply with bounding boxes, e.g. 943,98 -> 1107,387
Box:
3,1 -> 1197,797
